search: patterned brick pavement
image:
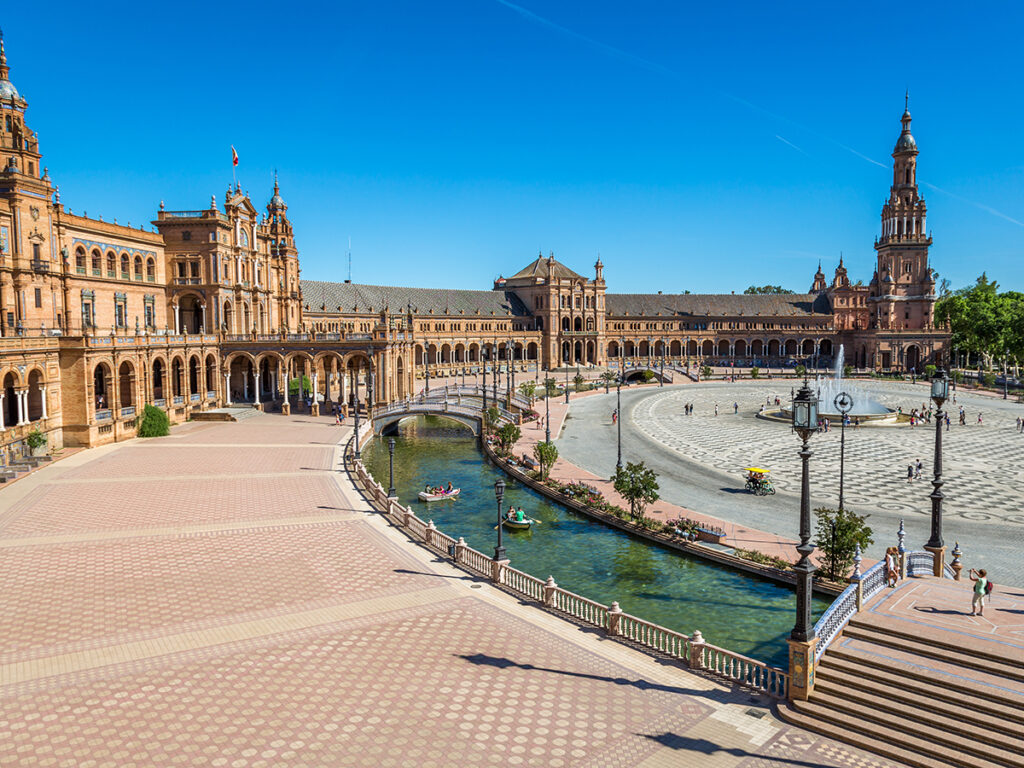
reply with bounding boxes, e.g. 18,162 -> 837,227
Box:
0,413 -> 905,767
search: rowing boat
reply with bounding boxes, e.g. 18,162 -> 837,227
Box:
418,488 -> 461,502
501,517 -> 532,530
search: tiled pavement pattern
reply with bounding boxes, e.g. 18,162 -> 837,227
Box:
634,381 -> 1024,524
0,414 -> 904,767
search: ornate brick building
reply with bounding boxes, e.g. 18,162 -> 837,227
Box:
0,34 -> 946,463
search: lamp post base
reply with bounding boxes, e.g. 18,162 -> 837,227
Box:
787,637 -> 818,702
281,402 -> 291,415
923,544 -> 947,578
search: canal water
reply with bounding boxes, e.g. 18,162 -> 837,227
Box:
362,415 -> 829,668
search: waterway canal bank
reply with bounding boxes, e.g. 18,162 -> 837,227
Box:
362,415 -> 828,669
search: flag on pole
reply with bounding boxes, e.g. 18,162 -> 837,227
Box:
231,146 -> 239,166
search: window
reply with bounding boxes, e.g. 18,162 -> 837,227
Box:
190,261 -> 200,278
134,256 -> 142,279
106,251 -> 116,276
146,258 -> 156,281
120,253 -> 130,277
76,248 -> 86,272
83,303 -> 92,327
182,231 -> 192,241
32,243 -> 41,261
116,303 -> 126,328
34,288 -> 42,308
145,305 -> 154,328
91,250 -> 101,274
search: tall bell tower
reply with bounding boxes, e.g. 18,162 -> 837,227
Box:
872,96 -> 935,332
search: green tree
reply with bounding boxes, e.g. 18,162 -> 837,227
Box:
543,377 -> 558,397
744,285 -> 795,295
795,364 -> 806,377
533,440 -> 559,480
611,461 -> 660,520
700,365 -> 712,378
495,422 -> 522,456
518,381 -> 536,403
843,364 -> 853,378
484,406 -> 501,432
814,507 -> 874,582
288,375 -> 311,395
601,371 -> 618,392
573,373 -> 585,391
935,274 -> 1023,364
640,370 -> 655,383
750,367 -> 760,379
136,404 -> 170,437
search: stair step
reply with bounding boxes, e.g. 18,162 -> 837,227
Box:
814,676 -> 1023,745
779,701 -> 965,768
842,624 -> 1024,683
807,689 -> 1024,767
849,615 -> 1023,665
817,659 -> 1024,730
829,644 -> 1024,705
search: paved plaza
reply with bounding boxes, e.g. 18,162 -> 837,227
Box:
557,380 -> 1024,585
0,413 -> 904,767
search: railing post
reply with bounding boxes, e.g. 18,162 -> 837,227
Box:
454,536 -> 467,564
951,541 -> 963,581
543,576 -> 557,608
491,556 -> 508,585
607,601 -> 622,636
897,519 -> 907,579
425,520 -> 436,548
850,543 -> 864,611
688,630 -> 705,670
404,505 -> 415,527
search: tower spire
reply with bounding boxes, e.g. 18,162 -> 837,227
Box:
0,28 -> 8,80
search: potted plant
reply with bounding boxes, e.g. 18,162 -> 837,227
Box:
26,428 -> 48,457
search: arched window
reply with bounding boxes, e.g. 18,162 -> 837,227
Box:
106,251 -> 116,276
120,253 -> 130,277
75,247 -> 85,272
905,168 -> 911,184
146,258 -> 156,281
91,249 -> 101,274
134,255 -> 143,279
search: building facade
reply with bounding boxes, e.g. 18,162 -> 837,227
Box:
0,34 -> 947,464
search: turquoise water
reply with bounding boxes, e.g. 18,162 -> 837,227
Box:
362,415 -> 829,668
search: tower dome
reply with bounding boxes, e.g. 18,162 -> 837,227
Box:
0,31 -> 24,105
893,93 -> 917,154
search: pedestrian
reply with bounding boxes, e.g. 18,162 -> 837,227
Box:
945,413 -> 950,432
977,412 -> 983,426
714,403 -> 719,416
885,547 -> 899,587
1017,416 -> 1022,433
907,464 -> 914,483
733,401 -> 739,414
915,458 -> 923,480
968,568 -> 989,616
612,409 -> 617,424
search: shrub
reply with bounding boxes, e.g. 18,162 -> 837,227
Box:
700,365 -> 712,378
733,548 -> 792,571
924,364 -> 937,378
495,422 -> 521,456
982,372 -> 996,388
843,364 -> 854,377
795,364 -> 806,378
750,367 -> 759,379
136,404 -> 170,437
640,370 -> 655,383
26,429 -> 47,450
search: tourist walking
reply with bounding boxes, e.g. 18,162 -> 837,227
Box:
612,409 -> 617,424
907,464 -> 914,483
977,412 -> 983,426
885,547 -> 899,587
969,568 -> 989,616
1017,416 -> 1022,433
714,403 -> 719,417
945,412 -> 950,432
914,458 -> 923,481
733,401 -> 739,414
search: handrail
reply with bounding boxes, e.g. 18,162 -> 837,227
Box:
812,560 -> 886,663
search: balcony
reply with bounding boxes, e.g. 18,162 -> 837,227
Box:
31,259 -> 50,273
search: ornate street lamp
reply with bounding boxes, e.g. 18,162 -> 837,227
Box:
387,437 -> 397,498
616,369 -> 623,472
353,361 -> 361,460
564,365 -> 570,404
790,380 -> 818,644
492,343 -> 498,403
482,350 -> 488,411
833,391 -> 854,512
544,369 -> 551,444
925,369 -> 949,573
424,345 -> 431,394
493,478 -> 506,561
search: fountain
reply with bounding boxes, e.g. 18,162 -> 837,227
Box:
813,345 -> 892,419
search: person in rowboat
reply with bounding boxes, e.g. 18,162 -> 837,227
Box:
516,507 -> 525,522
446,482 -> 454,494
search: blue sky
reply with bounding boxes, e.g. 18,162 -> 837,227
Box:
5,1 -> 1023,292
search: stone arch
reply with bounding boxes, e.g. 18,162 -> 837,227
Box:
702,340 -> 714,357
414,344 -> 424,366
625,341 -> 636,357
573,316 -> 582,332
819,338 -> 834,357
134,255 -> 143,280
784,339 -> 798,356
204,353 -> 218,394
686,340 -> 698,356
170,355 -> 186,398
93,361 -> 113,410
120,252 -> 130,277
717,340 -> 730,356
152,357 -> 167,401
608,341 -> 619,358
802,339 -> 816,356
223,300 -> 234,333
26,367 -> 46,421
2,370 -> 19,426
468,343 -> 479,363
768,339 -> 781,357
750,339 -> 764,356
179,294 -> 204,334
734,339 -> 747,357
440,343 -> 452,364
454,343 -> 465,363
905,344 -> 921,372
118,360 -> 135,408
586,340 -> 595,364
188,355 -> 202,395
526,342 -> 538,360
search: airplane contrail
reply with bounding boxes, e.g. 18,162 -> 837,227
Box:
923,182 -> 1024,228
775,135 -> 810,157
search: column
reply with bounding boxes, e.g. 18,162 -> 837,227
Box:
40,385 -> 47,419
224,373 -> 232,406
253,372 -> 261,405
17,389 -> 27,425
174,304 -> 180,335
0,393 -> 5,430
243,371 -> 249,401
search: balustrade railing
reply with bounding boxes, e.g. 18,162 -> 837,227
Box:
153,398 -> 166,407
906,550 -> 935,577
95,409 -> 112,421
812,560 -> 887,663
345,440 -> 789,698
173,395 -> 185,405
120,406 -> 136,418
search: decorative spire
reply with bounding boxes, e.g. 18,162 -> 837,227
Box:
0,27 -> 9,80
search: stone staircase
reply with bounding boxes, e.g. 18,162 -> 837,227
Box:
781,615 -> 1024,768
